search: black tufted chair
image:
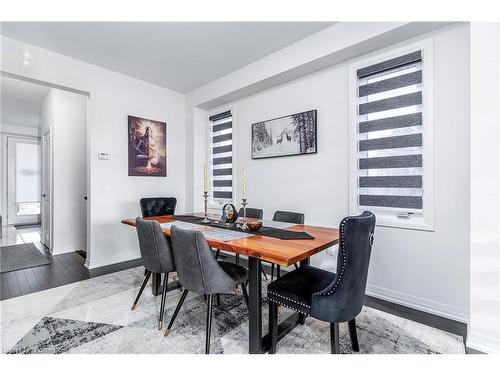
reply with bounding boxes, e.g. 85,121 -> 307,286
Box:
140,197 -> 177,218
132,218 -> 177,330
164,226 -> 249,354
238,207 -> 263,221
270,211 -> 305,280
267,211 -> 375,354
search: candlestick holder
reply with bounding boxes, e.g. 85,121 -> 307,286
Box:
240,198 -> 249,231
202,191 -> 210,223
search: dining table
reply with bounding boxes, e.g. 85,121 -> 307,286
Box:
121,212 -> 339,354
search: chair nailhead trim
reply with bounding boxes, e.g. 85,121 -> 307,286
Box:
267,296 -> 311,316
315,217 -> 349,297
267,291 -> 311,308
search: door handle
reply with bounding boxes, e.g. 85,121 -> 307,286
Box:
42,193 -> 46,198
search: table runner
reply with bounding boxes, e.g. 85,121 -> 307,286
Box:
173,215 -> 315,240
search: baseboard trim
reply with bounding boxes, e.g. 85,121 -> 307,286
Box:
366,283 -> 468,323
467,331 -> 500,354
86,250 -> 140,270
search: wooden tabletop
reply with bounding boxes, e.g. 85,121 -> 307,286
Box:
121,213 -> 339,266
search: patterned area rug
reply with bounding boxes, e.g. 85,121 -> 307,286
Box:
0,243 -> 50,273
1,266 -> 465,354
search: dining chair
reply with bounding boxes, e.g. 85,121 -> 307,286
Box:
131,217 -> 177,330
140,197 -> 177,218
164,226 -> 249,354
270,210 -> 305,280
267,211 -> 375,354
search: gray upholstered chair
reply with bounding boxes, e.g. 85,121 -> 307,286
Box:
132,217 -> 176,330
164,226 -> 249,354
270,210 -> 305,280
140,197 -> 177,217
268,211 -> 376,354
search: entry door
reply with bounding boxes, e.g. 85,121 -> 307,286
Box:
41,131 -> 51,248
7,137 -> 42,225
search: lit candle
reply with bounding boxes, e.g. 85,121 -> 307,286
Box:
242,168 -> 247,200
203,165 -> 208,193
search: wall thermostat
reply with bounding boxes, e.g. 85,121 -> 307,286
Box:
98,152 -> 110,160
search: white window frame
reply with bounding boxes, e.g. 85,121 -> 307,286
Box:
348,38 -> 435,231
207,105 -> 235,209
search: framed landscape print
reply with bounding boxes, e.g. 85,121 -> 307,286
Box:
128,115 -> 167,176
251,110 -> 317,159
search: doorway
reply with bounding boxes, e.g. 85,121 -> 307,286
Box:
6,136 -> 42,227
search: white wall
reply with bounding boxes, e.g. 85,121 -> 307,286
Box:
0,123 -> 41,224
468,23 -> 500,353
188,24 -> 471,322
1,36 -> 187,268
40,88 -> 87,254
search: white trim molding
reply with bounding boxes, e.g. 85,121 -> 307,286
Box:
85,249 -> 140,270
366,283 -> 468,323
467,331 -> 500,354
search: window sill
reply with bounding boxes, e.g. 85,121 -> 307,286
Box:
375,215 -> 434,232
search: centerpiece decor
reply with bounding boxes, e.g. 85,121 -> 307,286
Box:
202,165 -> 210,223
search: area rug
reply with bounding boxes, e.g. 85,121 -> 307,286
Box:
0,243 -> 50,273
1,266 -> 465,354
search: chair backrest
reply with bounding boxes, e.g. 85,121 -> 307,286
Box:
135,217 -> 176,274
311,211 -> 375,323
273,210 -> 304,224
140,197 -> 177,218
238,207 -> 263,219
170,226 -> 237,294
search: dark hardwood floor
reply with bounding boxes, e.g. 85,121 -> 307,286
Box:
0,242 -> 143,301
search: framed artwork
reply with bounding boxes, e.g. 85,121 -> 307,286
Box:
128,115 -> 167,176
251,110 -> 317,159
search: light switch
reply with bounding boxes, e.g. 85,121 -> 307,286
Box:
98,152 -> 110,160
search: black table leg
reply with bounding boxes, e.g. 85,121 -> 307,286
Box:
298,258 -> 309,324
300,257 -> 310,267
248,256 -> 264,354
151,272 -> 162,296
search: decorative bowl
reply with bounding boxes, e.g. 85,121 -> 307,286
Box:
246,220 -> 262,231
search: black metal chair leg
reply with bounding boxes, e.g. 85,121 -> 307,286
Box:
214,249 -> 220,259
241,283 -> 249,309
235,253 -> 240,265
271,264 -> 275,281
217,294 -> 221,306
260,264 -> 268,281
131,270 -> 151,310
158,272 -> 169,330
205,294 -> 214,354
330,322 -> 340,354
269,301 -> 278,354
293,263 -> 299,269
348,318 -> 359,352
298,313 -> 306,325
277,265 -> 281,279
164,289 -> 189,336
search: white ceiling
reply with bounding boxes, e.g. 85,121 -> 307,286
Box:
1,76 -> 49,127
0,22 -> 334,93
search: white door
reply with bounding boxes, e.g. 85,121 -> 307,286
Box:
7,136 -> 42,225
41,131 -> 51,248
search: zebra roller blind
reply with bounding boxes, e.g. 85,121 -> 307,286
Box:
356,50 -> 423,211
209,110 -> 233,201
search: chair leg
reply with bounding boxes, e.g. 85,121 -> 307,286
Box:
271,264 -> 275,281
205,294 -> 214,354
217,294 -> 221,306
235,253 -> 240,265
214,249 -> 220,259
268,301 -> 278,354
164,289 -> 188,336
298,313 -> 306,325
277,265 -> 281,279
158,272 -> 169,330
293,263 -> 299,269
240,283 -> 249,308
330,322 -> 340,354
131,270 -> 151,310
260,264 -> 268,281
348,319 -> 359,352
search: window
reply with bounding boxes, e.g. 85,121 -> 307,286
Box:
349,39 -> 434,231
209,110 -> 233,204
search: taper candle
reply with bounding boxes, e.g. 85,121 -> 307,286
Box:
203,165 -> 208,192
242,168 -> 247,199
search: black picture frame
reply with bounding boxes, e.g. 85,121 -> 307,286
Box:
251,109 -> 317,160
